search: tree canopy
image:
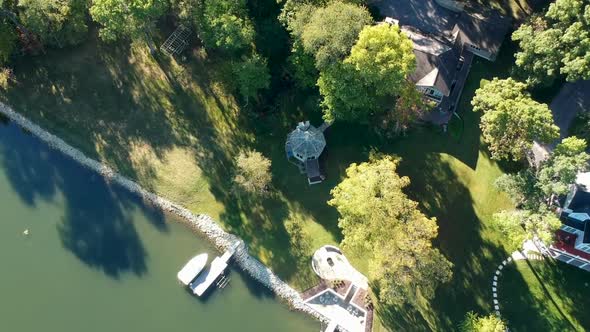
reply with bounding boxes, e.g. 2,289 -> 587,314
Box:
90,0 -> 167,42
472,78 -> 559,160
491,209 -> 561,252
232,54 -> 271,103
537,136 -> 590,196
347,23 -> 415,96
233,149 -> 272,195
328,156 -> 452,306
495,169 -> 543,211
196,0 -> 255,53
317,61 -> 378,121
19,0 -> 88,47
286,42 -> 318,88
319,24 -> 416,122
287,1 -> 372,69
512,0 -> 590,85
460,312 -> 507,332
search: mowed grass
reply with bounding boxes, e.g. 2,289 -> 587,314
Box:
1,30 -> 339,290
1,30 -> 513,330
2,6 -> 588,331
499,260 -> 590,331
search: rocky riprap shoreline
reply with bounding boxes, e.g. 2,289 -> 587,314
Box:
0,103 -> 326,323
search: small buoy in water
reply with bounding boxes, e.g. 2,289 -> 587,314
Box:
23,229 -> 30,236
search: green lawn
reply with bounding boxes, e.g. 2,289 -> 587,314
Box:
0,31 -> 512,329
1,3 -> 587,331
499,260 -> 590,331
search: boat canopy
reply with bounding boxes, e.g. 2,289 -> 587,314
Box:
190,256 -> 228,296
177,253 -> 209,285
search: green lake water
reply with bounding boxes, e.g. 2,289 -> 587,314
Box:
0,120 -> 318,332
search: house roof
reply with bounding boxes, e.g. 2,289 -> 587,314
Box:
408,44 -> 460,96
373,0 -> 511,59
561,210 -> 589,232
562,182 -> 590,232
549,80 -> 590,140
455,11 -> 512,60
374,0 -> 458,38
566,185 -> 590,215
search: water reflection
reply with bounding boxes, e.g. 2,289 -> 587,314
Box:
0,121 -> 166,277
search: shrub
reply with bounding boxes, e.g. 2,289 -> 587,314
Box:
233,149 -> 272,195
0,67 -> 13,90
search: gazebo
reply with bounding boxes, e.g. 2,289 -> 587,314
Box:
286,121 -> 327,185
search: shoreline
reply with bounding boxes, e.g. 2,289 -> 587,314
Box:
0,103 -> 326,324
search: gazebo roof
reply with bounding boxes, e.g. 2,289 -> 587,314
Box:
286,122 -> 326,162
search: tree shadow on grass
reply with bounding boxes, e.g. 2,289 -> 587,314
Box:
0,29 -> 209,191
499,260 -> 587,331
0,121 -> 168,278
529,260 -> 590,330
375,153 -> 508,330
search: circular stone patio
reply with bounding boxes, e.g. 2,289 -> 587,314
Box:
311,245 -> 369,288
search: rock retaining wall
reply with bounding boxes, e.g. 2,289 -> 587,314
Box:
0,103 -> 325,323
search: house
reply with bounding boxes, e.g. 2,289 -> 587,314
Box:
528,80 -> 590,168
376,0 -> 511,124
556,173 -> 590,260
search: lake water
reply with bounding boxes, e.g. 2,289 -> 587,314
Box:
0,120 -> 318,332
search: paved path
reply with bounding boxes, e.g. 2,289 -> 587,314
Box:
491,242 -> 545,319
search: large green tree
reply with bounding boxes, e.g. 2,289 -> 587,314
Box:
512,0 -> 590,85
287,1 -> 372,69
19,0 -> 87,47
319,23 -> 416,122
496,137 -> 590,214
286,41 -> 318,89
347,23 -> 415,96
196,0 -> 255,53
538,136 -> 590,196
495,169 -> 543,211
472,78 -> 559,160
328,156 -> 452,306
460,312 -> 507,332
491,209 -> 561,252
232,54 -> 271,104
317,61 -> 377,121
233,149 -> 272,195
90,0 -> 167,42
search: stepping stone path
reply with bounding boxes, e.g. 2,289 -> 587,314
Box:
491,249 -> 545,318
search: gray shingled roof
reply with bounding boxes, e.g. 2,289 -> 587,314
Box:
409,46 -> 460,96
374,0 -> 458,38
373,0 -> 511,60
456,11 -> 512,61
